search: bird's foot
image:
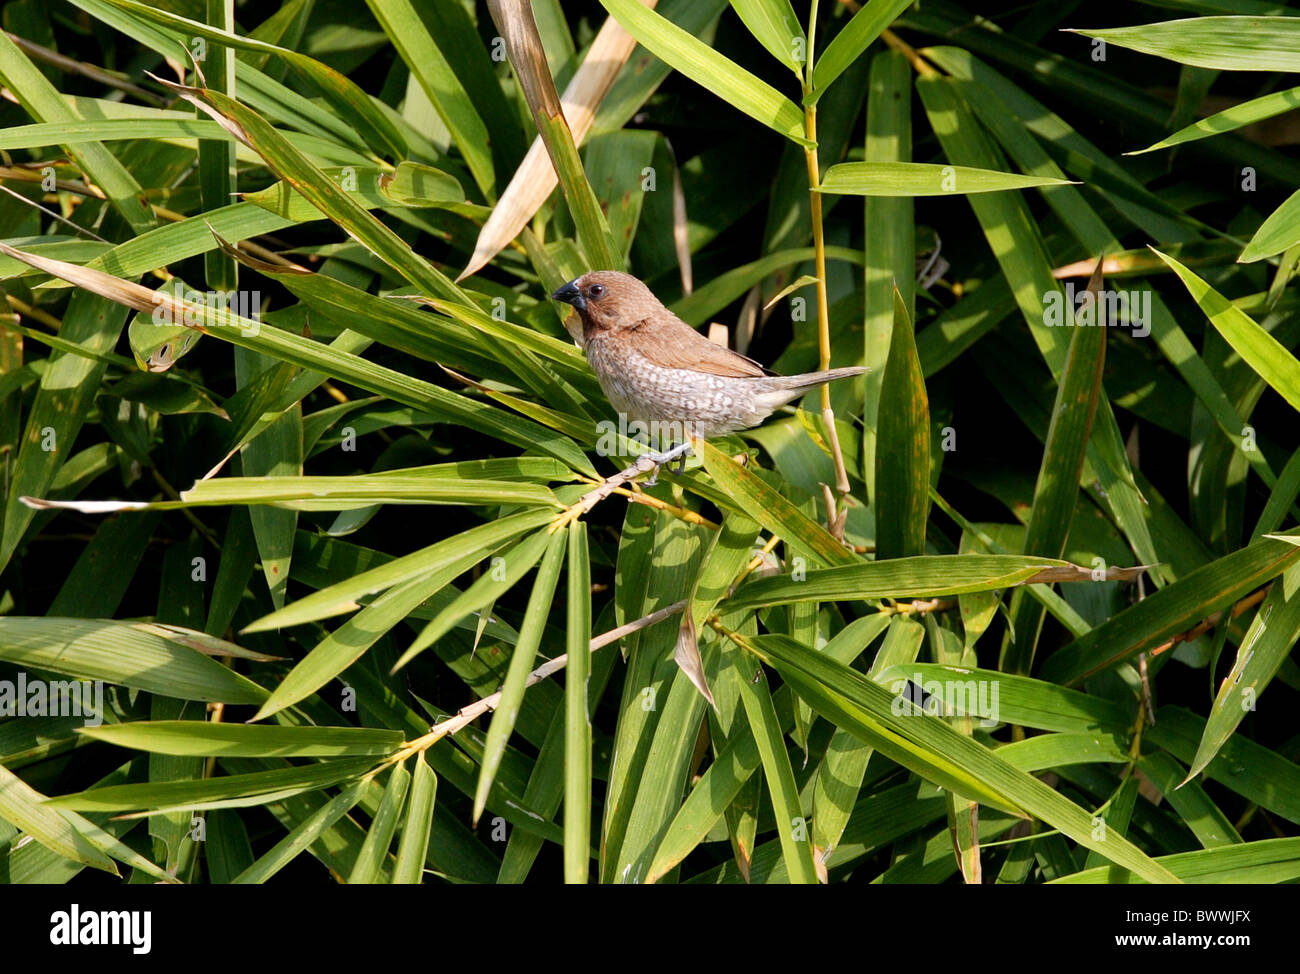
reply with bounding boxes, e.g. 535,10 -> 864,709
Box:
641,441 -> 693,486
559,441 -> 696,529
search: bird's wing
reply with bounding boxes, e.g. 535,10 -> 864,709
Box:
628,314 -> 768,377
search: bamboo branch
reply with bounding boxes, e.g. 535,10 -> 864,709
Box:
394,598 -> 690,757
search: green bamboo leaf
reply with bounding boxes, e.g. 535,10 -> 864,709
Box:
912,3 -> 1300,185
0,116 -> 233,150
177,474 -> 561,510
473,530 -> 567,824
393,752 -> 437,884
252,542 -> 497,720
1042,529 -> 1300,685
645,706 -> 764,884
808,0 -> 912,103
394,528 -> 556,673
1003,269 -> 1106,675
728,554 -> 1070,609
0,243 -> 590,473
1254,447 -> 1300,542
232,779 -> 370,884
0,32 -> 153,232
873,663 -> 1130,732
1151,706 -> 1300,823
495,683 -> 600,882
198,0 -> 237,293
80,722 -> 403,758
612,656 -> 713,883
690,514 -> 764,629
204,809 -> 256,883
861,49 -> 913,502
173,83 -> 463,303
602,510 -> 708,883
745,639 -> 1021,813
1138,752 -> 1241,850
742,633 -> 1180,883
812,615 -> 921,871
347,761 -> 410,884
365,0 -> 496,197
1240,188 -> 1300,262
265,269 -> 597,407
696,438 -> 855,567
0,293 -> 128,573
921,44 -> 1203,245
1052,837 -> 1300,885
955,70 -> 1282,501
242,163 -> 465,217
1131,84 -> 1300,155
1154,248 -> 1300,411
248,510 -> 550,632
235,349 -> 300,611
0,618 -> 267,704
0,764 -> 117,874
635,516 -> 762,882
875,286 -> 929,559
730,646 -> 818,883
48,757 -> 377,814
994,733 -> 1130,772
917,75 -> 1162,580
670,245 -> 862,325
585,130 -> 659,259
490,0 -> 622,270
65,0 -> 187,63
82,202 -> 333,281
598,0 -> 809,145
100,0 -> 406,159
818,161 -> 1073,195
1068,17 -> 1300,72
1186,563 -> 1300,782
730,0 -> 806,75
564,521 -> 593,884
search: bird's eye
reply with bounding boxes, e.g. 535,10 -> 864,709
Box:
587,283 -> 605,299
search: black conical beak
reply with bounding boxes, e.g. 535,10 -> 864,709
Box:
551,279 -> 586,312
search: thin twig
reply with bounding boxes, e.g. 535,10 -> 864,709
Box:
1148,586 -> 1271,658
390,598 -> 690,758
883,597 -> 956,616
4,292 -> 62,330
881,28 -> 940,78
0,183 -> 108,242
5,32 -> 166,104
0,164 -> 104,199
612,485 -> 717,529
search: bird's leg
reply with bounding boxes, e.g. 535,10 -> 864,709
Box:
554,441 -> 696,531
641,440 -> 693,487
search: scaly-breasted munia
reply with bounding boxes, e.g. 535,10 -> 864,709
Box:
552,271 -> 864,440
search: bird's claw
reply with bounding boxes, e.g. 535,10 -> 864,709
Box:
639,441 -> 693,487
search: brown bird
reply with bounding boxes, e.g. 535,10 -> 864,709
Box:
552,271 -> 865,444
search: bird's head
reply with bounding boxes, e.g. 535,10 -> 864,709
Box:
551,270 -> 658,334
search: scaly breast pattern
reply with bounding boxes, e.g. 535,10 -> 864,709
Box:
584,334 -> 769,438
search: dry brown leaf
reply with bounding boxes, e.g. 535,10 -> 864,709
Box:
458,0 -> 658,281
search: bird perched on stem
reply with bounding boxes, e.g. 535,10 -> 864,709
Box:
552,271 -> 864,450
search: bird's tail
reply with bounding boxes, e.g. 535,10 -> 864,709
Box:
754,366 -> 867,411
780,366 -> 867,390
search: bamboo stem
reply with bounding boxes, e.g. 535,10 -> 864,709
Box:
802,4 -> 854,537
